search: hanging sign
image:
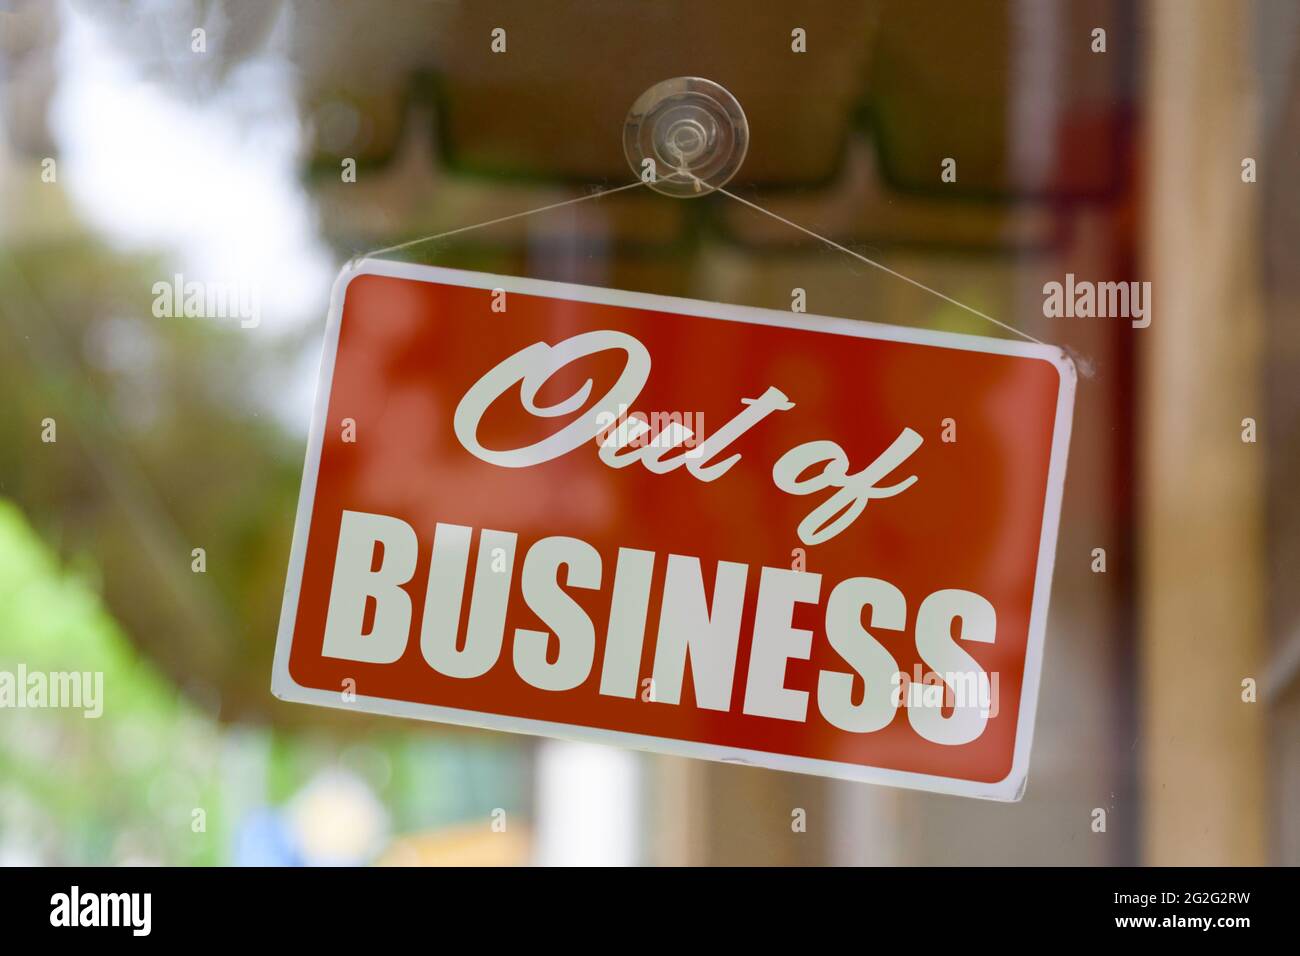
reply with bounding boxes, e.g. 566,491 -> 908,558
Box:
273,259 -> 1075,800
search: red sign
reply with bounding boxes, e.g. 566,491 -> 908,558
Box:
273,260 -> 1075,800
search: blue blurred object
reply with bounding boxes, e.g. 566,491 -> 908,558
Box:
232,809 -> 303,867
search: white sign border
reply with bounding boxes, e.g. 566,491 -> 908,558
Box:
272,257 -> 1077,802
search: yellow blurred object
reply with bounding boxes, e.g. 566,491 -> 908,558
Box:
377,823 -> 532,867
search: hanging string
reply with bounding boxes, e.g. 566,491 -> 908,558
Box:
361,180 -> 647,260
359,175 -> 1048,347
713,185 -> 1048,346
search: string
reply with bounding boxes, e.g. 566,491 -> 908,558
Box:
713,185 -> 1048,346
358,173 -> 1048,347
361,180 -> 647,260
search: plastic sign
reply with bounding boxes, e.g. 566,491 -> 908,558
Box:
273,260 -> 1075,800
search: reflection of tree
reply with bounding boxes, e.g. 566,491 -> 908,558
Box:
0,498 -> 223,864
0,241 -> 312,726
0,498 -> 527,864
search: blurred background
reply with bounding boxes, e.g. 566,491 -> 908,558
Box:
0,0 -> 1296,865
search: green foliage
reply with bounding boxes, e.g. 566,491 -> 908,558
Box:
0,498 -> 225,864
